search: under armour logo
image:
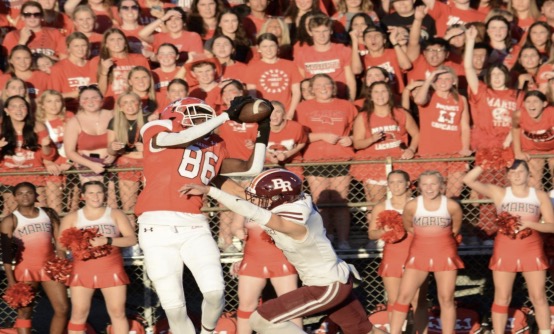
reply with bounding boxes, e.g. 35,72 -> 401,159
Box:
143,227 -> 153,232
272,179 -> 292,191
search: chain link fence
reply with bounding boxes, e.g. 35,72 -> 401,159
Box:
0,155 -> 553,332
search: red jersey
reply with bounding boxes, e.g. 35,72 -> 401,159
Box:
362,49 -> 405,92
3,27 -> 67,58
49,59 -> 97,112
296,98 -> 357,161
217,121 -> 257,160
293,43 -> 352,98
267,120 -> 307,163
245,59 -> 303,110
468,83 -> 516,149
0,71 -> 50,99
428,1 -> 486,37
220,61 -> 248,83
135,120 -> 230,215
151,31 -> 204,63
353,108 -> 409,160
518,106 -> 554,153
418,93 -> 466,156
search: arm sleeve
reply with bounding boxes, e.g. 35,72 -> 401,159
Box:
155,113 -> 230,147
220,142 -> 266,177
208,186 -> 272,225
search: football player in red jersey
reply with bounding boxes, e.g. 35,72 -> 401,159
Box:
181,168 -> 385,334
135,96 -> 271,334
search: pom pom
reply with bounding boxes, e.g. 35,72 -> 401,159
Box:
475,147 -> 515,171
495,212 -> 522,239
518,228 -> 533,239
2,282 -> 35,309
377,210 -> 406,244
60,227 -> 112,261
44,257 -> 73,284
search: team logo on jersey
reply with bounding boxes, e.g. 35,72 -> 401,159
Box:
272,178 -> 293,192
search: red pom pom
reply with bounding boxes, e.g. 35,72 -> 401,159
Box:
377,210 -> 406,244
60,227 -> 112,261
495,212 -> 520,239
518,228 -> 532,239
475,147 -> 515,171
2,282 -> 35,309
44,257 -> 73,284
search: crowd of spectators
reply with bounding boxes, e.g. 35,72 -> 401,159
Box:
0,0 -> 553,252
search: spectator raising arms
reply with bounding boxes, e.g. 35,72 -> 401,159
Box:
464,161 -> 554,334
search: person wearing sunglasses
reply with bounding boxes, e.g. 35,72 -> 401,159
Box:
116,0 -> 146,55
2,1 -> 67,60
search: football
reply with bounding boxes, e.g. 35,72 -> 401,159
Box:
238,99 -> 272,123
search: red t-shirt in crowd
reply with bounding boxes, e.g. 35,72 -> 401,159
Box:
245,58 -> 302,110
152,30 -> 204,63
217,121 -> 258,160
295,98 -> 357,161
428,1 -> 486,37
49,59 -> 97,112
3,27 -> 67,58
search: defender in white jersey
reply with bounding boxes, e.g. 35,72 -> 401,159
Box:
181,168 -> 382,334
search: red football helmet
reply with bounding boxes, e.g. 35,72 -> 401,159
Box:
160,97 -> 216,130
245,169 -> 303,210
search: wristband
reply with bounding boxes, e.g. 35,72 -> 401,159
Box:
106,237 -> 113,245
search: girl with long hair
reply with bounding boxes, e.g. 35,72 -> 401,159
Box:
107,92 -> 146,226
368,170 -> 428,333
93,28 -> 150,109
0,96 -> 56,216
36,90 -> 73,213
352,81 -> 419,209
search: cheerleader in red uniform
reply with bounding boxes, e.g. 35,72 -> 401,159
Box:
1,182 -> 68,334
235,220 -> 300,334
463,160 -> 554,334
390,170 -> 464,334
368,170 -> 428,333
59,181 -> 137,334
512,90 -> 554,190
